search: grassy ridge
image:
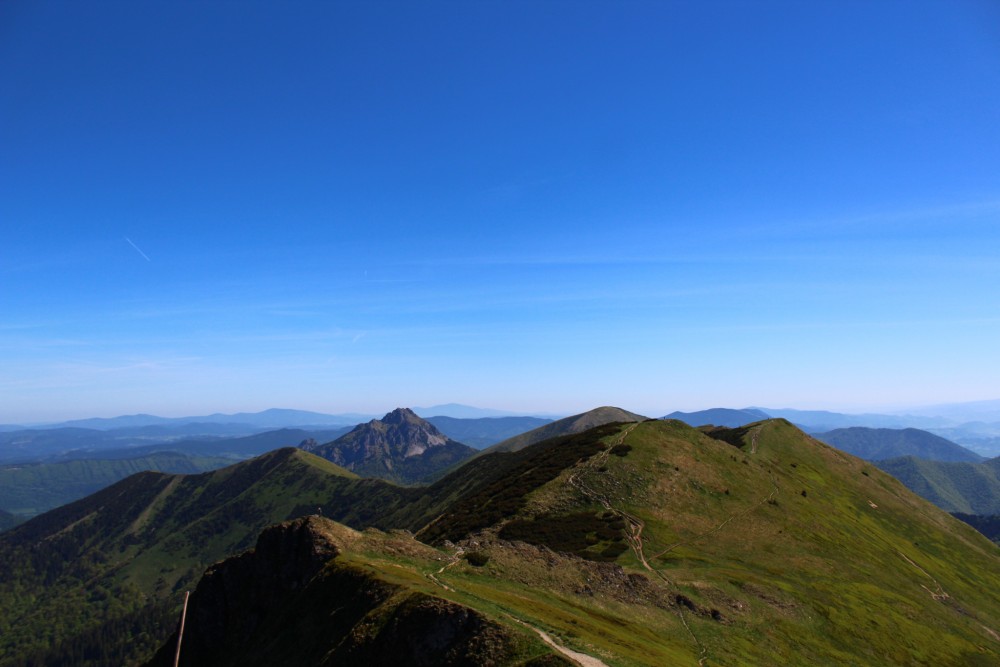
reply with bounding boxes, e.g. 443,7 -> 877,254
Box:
411,419 -> 1000,665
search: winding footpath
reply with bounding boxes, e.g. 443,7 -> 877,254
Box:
423,545 -> 610,667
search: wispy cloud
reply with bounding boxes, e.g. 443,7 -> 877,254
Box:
125,237 -> 151,261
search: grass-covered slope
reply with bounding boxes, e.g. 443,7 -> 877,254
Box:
876,455 -> 1000,514
0,448 -> 411,666
405,419 -> 1000,666
814,426 -> 983,462
0,452 -> 234,519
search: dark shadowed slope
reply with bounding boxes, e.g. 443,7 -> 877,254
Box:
145,517 -> 570,667
0,510 -> 19,532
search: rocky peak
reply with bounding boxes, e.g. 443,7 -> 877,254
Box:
337,408 -> 451,459
380,407 -> 422,425
301,408 -> 476,484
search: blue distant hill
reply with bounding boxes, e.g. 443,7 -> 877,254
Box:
663,408 -> 770,427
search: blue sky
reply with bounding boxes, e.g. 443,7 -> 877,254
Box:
2,1 -> 999,422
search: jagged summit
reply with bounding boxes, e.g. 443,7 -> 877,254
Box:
301,408 -> 476,484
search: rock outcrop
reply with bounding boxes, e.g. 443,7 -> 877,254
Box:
302,408 -> 477,484
145,515 -> 566,667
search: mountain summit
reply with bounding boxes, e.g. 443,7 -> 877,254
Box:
482,405 -> 646,454
301,408 -> 476,484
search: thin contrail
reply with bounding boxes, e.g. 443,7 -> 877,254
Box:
125,237 -> 151,261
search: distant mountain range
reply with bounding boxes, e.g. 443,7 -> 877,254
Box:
44,408 -> 376,431
0,413 -> 558,523
812,427 -> 983,463
414,403 -> 530,419
424,415 -> 552,449
664,406 -> 947,431
0,452 -> 233,520
663,408 -> 770,427
875,456 -> 1000,515
0,413 -> 558,465
0,425 -> 351,464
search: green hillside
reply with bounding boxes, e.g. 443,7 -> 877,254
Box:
157,420 -> 1000,666
0,449 -> 410,666
814,427 -> 982,462
5,420 -> 1000,666
389,419 -> 1000,665
876,455 -> 1000,514
0,452 -> 233,519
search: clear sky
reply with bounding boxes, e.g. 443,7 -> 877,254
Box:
2,1 -> 999,422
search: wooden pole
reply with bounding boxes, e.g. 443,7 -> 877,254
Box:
173,590 -> 190,667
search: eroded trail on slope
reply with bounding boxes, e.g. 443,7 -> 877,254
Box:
425,545 -> 464,592
508,616 -> 611,667
568,423 -> 712,665
422,544 -> 611,667
567,423 -> 653,569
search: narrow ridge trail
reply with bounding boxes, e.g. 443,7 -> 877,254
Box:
507,616 -> 611,667
422,544 -> 611,667
567,423 -> 654,571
